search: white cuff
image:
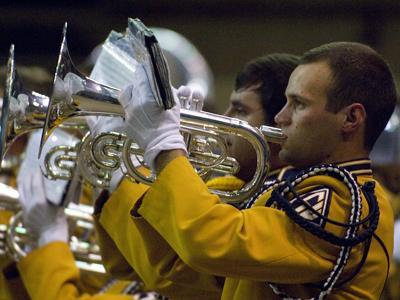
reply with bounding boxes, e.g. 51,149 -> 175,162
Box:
144,134 -> 187,171
109,169 -> 124,192
38,212 -> 69,247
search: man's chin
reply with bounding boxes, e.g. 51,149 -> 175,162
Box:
278,149 -> 290,164
278,150 -> 302,168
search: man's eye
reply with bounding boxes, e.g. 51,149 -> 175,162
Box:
234,106 -> 247,115
293,100 -> 305,109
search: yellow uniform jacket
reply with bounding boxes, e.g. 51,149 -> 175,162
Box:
17,241 -> 158,300
0,174 -> 30,300
94,172 -> 258,299
95,178 -> 223,300
97,157 -> 392,300
1,211 -> 30,300
12,183 -> 159,300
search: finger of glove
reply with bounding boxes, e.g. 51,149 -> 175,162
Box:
118,65 -> 149,109
27,170 -> 64,224
43,177 -> 68,206
177,85 -> 192,109
17,171 -> 30,212
121,81 -> 160,146
17,165 -> 44,213
19,130 -> 41,170
38,211 -> 69,247
85,116 -> 99,132
30,168 -> 47,206
21,168 -> 48,232
118,84 -> 134,110
190,90 -> 204,111
64,72 -> 85,95
88,116 -> 125,136
176,86 -> 204,111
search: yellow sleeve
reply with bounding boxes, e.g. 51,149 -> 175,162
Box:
206,175 -> 245,191
17,241 -> 133,300
1,210 -> 30,299
138,156 -> 379,284
98,178 -> 222,299
94,215 -> 138,281
0,259 -> 29,300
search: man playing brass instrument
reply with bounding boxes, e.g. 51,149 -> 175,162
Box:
91,53 -> 300,298
12,52 -> 299,299
99,42 -> 394,299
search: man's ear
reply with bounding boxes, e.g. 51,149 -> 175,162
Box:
341,103 -> 366,134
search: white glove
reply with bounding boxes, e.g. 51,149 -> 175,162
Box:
18,167 -> 68,247
177,85 -> 204,112
18,129 -> 78,205
85,59 -> 131,191
119,65 -> 187,171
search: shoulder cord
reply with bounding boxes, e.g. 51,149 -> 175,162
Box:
97,278 -> 119,294
121,281 -> 143,294
248,164 -> 379,300
98,279 -> 168,298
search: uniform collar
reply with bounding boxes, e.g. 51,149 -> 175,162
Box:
337,158 -> 372,176
273,158 -> 372,181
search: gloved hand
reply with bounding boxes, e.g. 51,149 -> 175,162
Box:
52,72 -> 85,101
86,60 -> 131,191
177,85 -> 204,112
18,167 -> 68,247
119,65 -> 187,171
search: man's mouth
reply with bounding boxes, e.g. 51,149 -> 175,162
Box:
279,133 -> 288,146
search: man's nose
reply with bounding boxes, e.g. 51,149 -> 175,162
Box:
274,106 -> 289,127
224,107 -> 233,117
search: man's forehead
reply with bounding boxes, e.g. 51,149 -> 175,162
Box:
230,88 -> 262,107
286,61 -> 332,97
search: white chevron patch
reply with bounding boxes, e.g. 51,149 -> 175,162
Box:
291,187 -> 331,226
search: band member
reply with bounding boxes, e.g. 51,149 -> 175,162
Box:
93,53 -> 301,298
14,53 -> 299,299
111,42 -> 395,299
222,53 -> 299,181
0,65 -> 53,300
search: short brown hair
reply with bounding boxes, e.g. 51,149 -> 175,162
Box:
301,42 -> 397,150
235,53 -> 299,125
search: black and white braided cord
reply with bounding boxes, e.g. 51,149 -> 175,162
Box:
249,164 -> 364,299
98,279 -> 168,299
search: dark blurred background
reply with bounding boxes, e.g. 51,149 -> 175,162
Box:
1,0 -> 400,112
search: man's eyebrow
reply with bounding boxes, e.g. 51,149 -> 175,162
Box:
230,99 -> 244,106
286,92 -> 311,102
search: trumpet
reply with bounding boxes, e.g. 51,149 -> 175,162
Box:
0,185 -> 105,273
37,23 -> 285,203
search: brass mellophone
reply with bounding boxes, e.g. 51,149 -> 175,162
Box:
0,22 -> 285,273
0,182 -> 105,273
1,28 -> 285,204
